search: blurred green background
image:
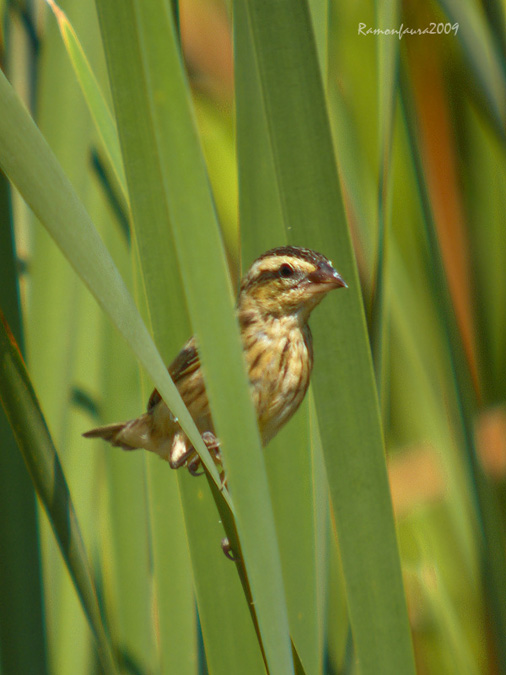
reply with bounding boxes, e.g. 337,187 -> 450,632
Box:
1,0 -> 505,673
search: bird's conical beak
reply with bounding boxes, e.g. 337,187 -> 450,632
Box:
332,271 -> 348,289
308,264 -> 347,289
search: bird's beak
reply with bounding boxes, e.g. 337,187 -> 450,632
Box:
308,264 -> 348,290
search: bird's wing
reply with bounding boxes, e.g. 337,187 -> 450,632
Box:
168,336 -> 200,382
147,336 -> 200,411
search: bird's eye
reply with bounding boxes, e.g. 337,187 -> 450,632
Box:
279,263 -> 294,278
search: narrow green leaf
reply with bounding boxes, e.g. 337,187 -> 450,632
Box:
0,175 -> 48,675
146,466 -> 198,675
438,0 -> 506,144
44,0 -> 127,194
90,147 -> 130,244
93,229 -> 157,672
179,476 -> 268,675
234,0 -> 284,257
265,411 -> 319,675
369,0 -> 399,392
376,0 -> 400,161
30,9 -> 111,667
0,313 -> 117,675
463,104 -> 506,400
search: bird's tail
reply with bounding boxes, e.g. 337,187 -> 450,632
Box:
83,414 -> 151,451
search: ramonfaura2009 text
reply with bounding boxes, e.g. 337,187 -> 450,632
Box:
358,22 -> 459,38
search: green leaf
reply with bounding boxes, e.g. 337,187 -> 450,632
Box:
240,0 -> 416,672
44,0 -> 127,194
0,173 -> 48,675
94,1 -> 293,672
93,1 -> 265,672
369,0 -> 400,390
438,0 -> 506,145
0,66 -> 222,492
234,2 -> 322,672
0,313 -> 117,675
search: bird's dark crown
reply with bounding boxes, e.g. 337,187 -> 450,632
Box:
256,246 -> 333,269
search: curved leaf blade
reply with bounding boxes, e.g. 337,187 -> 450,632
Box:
0,66 -> 224,494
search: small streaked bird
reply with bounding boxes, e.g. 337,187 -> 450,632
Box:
83,246 -> 347,474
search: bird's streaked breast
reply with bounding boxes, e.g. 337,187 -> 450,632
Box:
243,316 -> 313,445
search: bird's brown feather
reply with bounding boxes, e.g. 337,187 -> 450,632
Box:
148,337 -> 201,412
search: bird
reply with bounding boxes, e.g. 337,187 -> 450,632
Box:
83,246 -> 347,475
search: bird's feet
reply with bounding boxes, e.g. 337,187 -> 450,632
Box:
187,431 -> 223,478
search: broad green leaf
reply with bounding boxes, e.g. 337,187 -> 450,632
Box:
240,0 -> 416,672
94,1 -> 292,672
235,1 -> 323,672
93,1 -> 264,672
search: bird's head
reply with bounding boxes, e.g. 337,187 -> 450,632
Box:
238,246 -> 347,323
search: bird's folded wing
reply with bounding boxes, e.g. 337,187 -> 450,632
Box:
147,336 -> 200,411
